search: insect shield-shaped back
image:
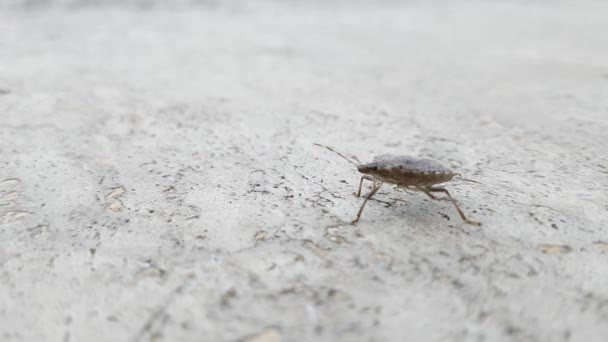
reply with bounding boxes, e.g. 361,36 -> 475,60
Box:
356,154 -> 452,186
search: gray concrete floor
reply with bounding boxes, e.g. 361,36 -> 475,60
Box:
1,1 -> 608,341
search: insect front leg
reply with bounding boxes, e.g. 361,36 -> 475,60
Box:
356,175 -> 377,197
426,187 -> 481,226
353,182 -> 383,223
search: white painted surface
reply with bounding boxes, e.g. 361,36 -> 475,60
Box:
1,1 -> 607,341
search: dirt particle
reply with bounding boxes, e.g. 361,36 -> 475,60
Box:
106,186 -> 125,212
325,233 -> 347,244
27,224 -> 49,238
592,241 -> 608,251
303,240 -> 329,257
106,187 -> 125,199
324,226 -> 348,244
243,328 -> 281,342
538,244 -> 571,254
373,251 -> 394,265
220,288 -> 237,307
254,230 -> 268,241
108,200 -> 123,212
326,288 -> 349,301
2,192 -> 18,201
1,211 -> 31,224
137,264 -> 166,278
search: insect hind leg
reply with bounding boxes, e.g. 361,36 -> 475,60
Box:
425,187 -> 481,226
417,187 -> 449,202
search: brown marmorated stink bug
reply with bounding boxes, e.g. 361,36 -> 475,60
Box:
315,144 -> 481,226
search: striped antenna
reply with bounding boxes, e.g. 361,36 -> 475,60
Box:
314,143 -> 361,167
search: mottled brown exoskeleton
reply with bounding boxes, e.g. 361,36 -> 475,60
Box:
315,144 -> 481,226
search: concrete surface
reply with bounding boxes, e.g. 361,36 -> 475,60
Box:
1,1 -> 608,341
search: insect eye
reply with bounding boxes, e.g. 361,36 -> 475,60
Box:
357,165 -> 376,173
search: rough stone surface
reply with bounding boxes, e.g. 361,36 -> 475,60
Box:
1,1 -> 608,341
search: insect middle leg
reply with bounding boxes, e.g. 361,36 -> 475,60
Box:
353,182 -> 383,223
419,189 -> 449,202
356,175 -> 377,197
425,187 -> 481,226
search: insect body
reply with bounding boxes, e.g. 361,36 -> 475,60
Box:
315,144 -> 481,226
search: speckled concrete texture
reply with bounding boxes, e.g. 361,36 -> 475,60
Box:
1,1 -> 608,341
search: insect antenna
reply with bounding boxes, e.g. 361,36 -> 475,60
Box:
453,173 -> 483,185
313,143 -> 361,167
